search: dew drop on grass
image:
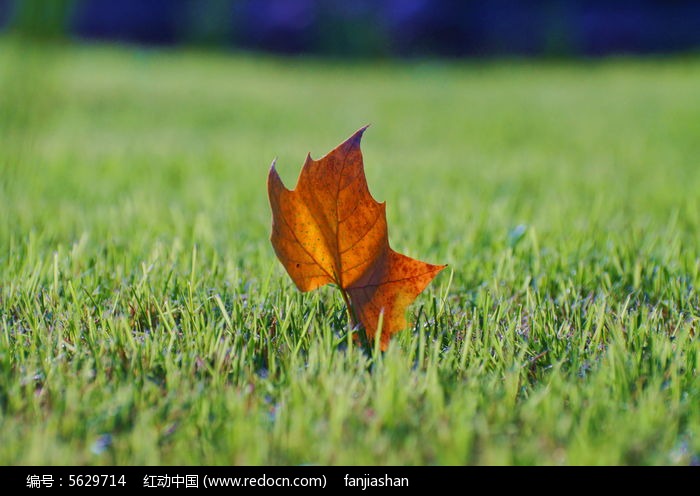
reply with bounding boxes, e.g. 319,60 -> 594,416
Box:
507,224 -> 527,248
90,434 -> 112,455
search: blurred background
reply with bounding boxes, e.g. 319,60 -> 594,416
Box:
2,0 -> 700,58
2,0 -> 699,253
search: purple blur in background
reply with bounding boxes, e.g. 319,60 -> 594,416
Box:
2,0 -> 700,57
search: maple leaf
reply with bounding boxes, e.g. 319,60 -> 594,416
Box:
267,126 -> 446,350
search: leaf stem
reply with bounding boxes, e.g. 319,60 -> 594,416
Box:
339,287 -> 371,352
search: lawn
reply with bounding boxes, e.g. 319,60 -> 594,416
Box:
1,37 -> 699,465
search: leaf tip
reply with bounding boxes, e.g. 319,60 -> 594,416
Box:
348,124 -> 370,147
267,158 -> 286,192
433,263 -> 448,276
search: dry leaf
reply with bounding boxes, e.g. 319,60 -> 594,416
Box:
268,126 -> 446,350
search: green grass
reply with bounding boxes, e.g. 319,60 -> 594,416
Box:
1,37 -> 699,465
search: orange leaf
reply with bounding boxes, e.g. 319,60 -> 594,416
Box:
268,126 -> 446,350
